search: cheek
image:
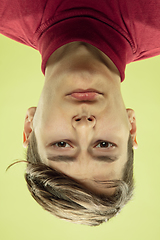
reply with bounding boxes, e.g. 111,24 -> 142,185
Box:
41,109 -> 68,131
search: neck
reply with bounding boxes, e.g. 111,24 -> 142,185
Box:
45,41 -> 121,84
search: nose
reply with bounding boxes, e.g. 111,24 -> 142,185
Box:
72,115 -> 96,129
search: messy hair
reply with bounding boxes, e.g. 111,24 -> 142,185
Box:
25,131 -> 134,226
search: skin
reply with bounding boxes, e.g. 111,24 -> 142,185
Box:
23,42 -> 138,196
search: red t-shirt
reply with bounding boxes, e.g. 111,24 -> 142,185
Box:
1,0 -> 160,81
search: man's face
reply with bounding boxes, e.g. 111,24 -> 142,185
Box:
28,43 -> 135,196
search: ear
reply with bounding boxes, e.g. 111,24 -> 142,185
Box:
126,108 -> 138,149
23,107 -> 37,148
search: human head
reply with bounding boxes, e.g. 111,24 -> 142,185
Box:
23,41 -> 137,225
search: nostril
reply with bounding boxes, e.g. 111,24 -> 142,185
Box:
73,115 -> 96,122
88,115 -> 96,121
75,118 -> 81,122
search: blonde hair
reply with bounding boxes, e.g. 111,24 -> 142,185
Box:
25,132 -> 134,226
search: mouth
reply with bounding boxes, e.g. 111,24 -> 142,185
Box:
67,89 -> 103,101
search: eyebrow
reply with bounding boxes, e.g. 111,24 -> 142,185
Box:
47,155 -> 118,162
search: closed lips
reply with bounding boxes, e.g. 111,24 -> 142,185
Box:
71,92 -> 99,100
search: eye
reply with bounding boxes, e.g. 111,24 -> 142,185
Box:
52,141 -> 71,148
95,141 -> 115,148
50,141 -> 116,149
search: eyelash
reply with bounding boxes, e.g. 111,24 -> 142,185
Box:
52,141 -> 115,149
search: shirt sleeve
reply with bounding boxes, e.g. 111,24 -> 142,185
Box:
0,0 -> 48,48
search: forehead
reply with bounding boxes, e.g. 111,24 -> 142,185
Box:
28,132 -> 130,198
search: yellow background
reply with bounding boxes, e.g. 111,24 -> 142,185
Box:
0,34 -> 160,239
